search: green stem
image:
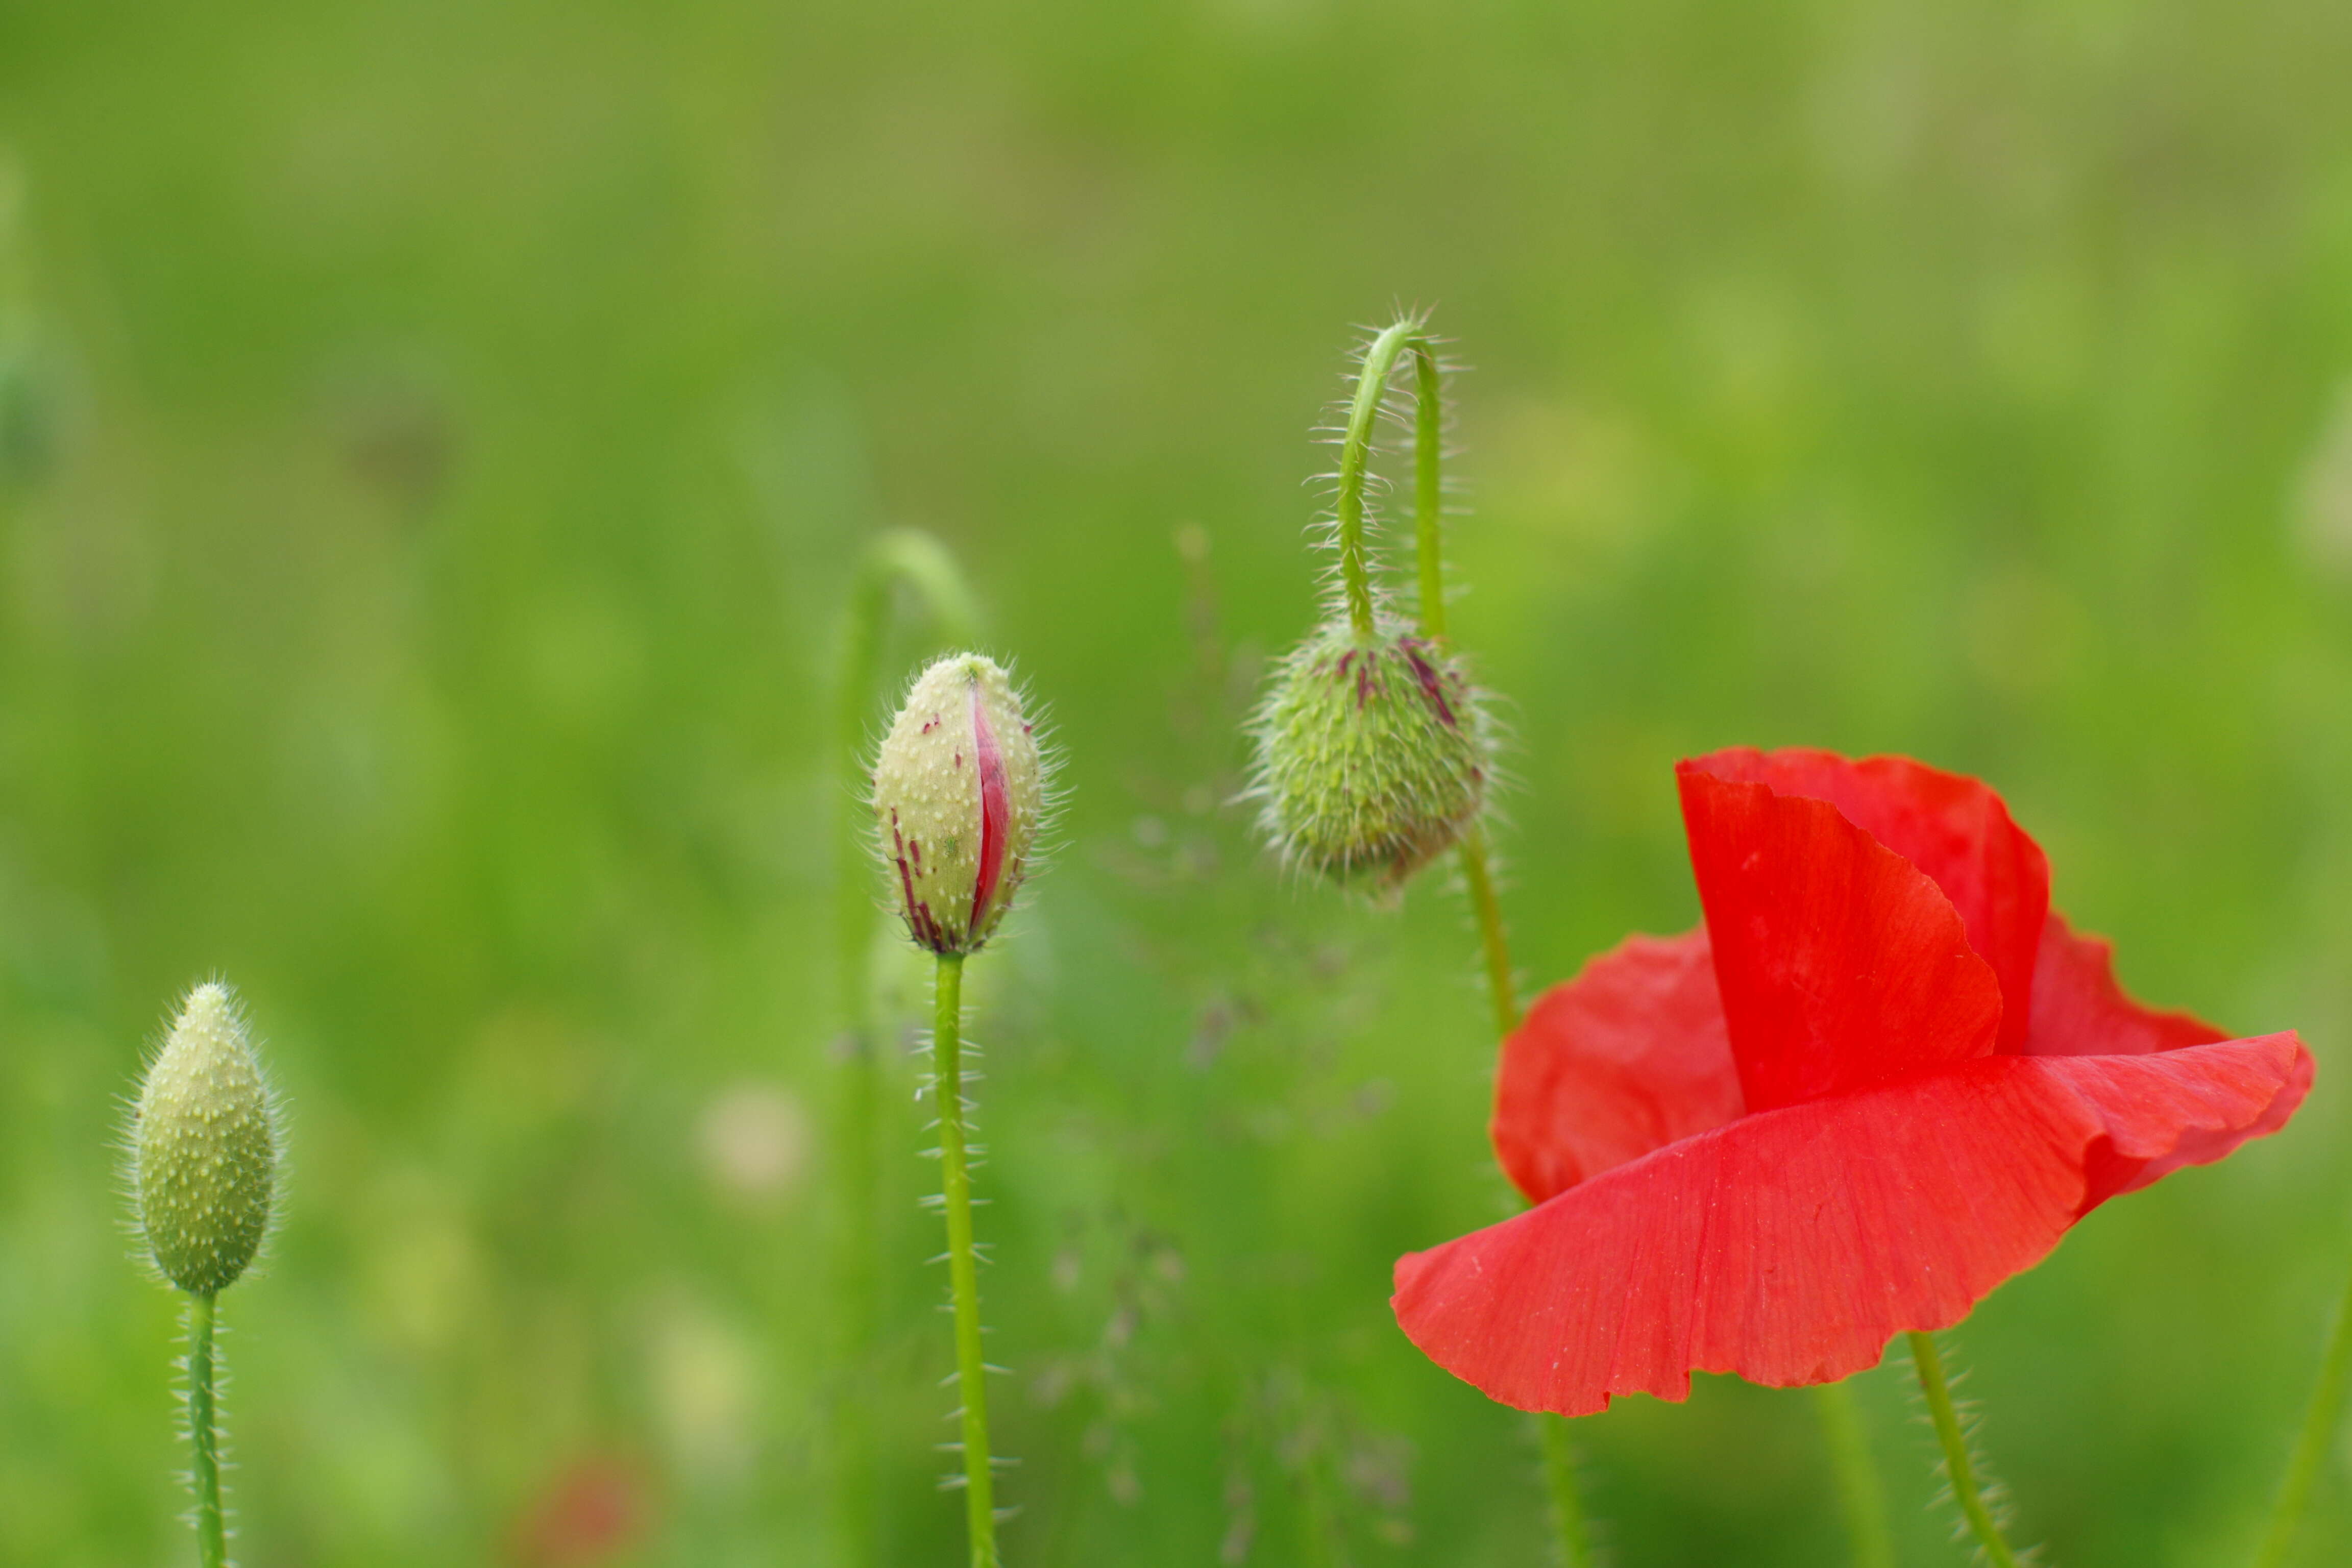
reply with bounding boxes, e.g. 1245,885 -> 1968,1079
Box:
1906,1332 -> 2022,1568
1410,339 -> 1447,643
187,1292 -> 226,1568
1333,317 -> 1432,639
831,529 -> 979,1567
1457,829 -> 1518,1041
2250,1258 -> 2352,1568
1538,1413 -> 1597,1568
1814,1381 -> 1896,1568
933,952 -> 999,1567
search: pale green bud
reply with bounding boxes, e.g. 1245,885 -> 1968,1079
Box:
132,983 -> 281,1296
1251,621 -> 1490,887
871,653 -> 1047,954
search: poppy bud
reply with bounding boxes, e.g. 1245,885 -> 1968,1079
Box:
871,652 -> 1047,954
1252,621 -> 1489,887
132,983 -> 281,1296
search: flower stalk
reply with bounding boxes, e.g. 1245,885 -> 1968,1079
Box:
1538,1413 -> 1596,1568
1907,1332 -> 2023,1568
187,1292 -> 228,1568
932,951 -> 1000,1567
2249,1257 -> 2352,1568
1813,1381 -> 1896,1568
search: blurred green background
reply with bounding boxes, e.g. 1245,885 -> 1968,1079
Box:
5,1 -> 2352,1563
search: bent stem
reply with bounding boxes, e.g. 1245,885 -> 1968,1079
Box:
1814,1381 -> 1896,1568
932,952 -> 999,1567
832,530 -> 978,1566
186,1291 -> 227,1568
2250,1258 -> 2352,1568
1332,317 -> 1437,639
1907,1332 -> 2022,1568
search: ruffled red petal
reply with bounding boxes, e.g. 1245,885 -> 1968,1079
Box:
1490,929 -> 1743,1206
2026,911 -> 2227,1058
1678,761 -> 2004,1111
1689,749 -> 2050,1052
1395,1033 -> 2308,1415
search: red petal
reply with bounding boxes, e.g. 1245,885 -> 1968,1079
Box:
1491,929 -> 1744,1206
2025,911 -> 2226,1058
1689,749 -> 2050,1051
969,678 -> 1010,929
1678,761 -> 2004,1110
1394,1033 -> 2310,1415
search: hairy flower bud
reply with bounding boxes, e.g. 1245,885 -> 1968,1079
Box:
132,983 -> 281,1296
871,653 -> 1046,954
1252,621 -> 1490,886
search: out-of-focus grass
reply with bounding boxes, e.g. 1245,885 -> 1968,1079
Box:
4,1 -> 2352,1563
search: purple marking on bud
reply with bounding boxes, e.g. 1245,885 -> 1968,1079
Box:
1337,649 -> 1356,677
890,810 -> 946,951
969,676 -> 1011,929
1401,641 -> 1459,728
1356,665 -> 1372,708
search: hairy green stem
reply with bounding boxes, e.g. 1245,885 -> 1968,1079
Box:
1410,339 -> 1446,640
1814,1381 -> 1896,1568
1457,830 -> 1518,1042
933,953 -> 999,1566
1907,1332 -> 2022,1568
831,529 -> 978,1567
2250,1258 -> 2352,1568
1333,318 -> 1431,639
187,1292 -> 227,1568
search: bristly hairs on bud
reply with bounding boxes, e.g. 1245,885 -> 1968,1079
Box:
122,978 -> 286,1568
1247,310 -> 1501,895
123,979 -> 285,1297
868,650 -> 1062,958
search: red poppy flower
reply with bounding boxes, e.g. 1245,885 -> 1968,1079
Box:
1392,748 -> 2311,1416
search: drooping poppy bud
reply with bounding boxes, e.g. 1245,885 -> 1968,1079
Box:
871,652 -> 1047,954
132,983 -> 282,1296
1251,620 -> 1490,887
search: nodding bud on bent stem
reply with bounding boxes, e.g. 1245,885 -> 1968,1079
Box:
871,652 -> 1047,955
132,983 -> 281,1297
1252,620 -> 1490,888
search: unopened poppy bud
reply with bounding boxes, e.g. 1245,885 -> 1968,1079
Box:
1252,621 -> 1489,886
871,652 -> 1047,954
132,983 -> 281,1296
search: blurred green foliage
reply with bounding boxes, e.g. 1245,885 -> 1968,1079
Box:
5,1 -> 2352,1564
